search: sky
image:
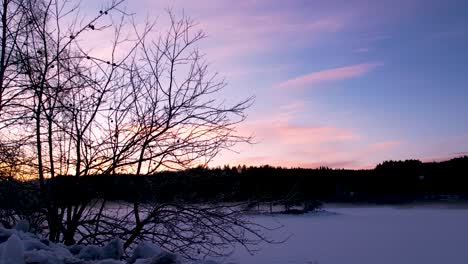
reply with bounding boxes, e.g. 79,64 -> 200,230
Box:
86,0 -> 468,169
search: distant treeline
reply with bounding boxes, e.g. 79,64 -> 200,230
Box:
3,157 -> 468,207
45,156 -> 468,205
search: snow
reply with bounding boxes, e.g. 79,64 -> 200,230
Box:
0,223 -> 218,264
23,240 -> 50,251
97,260 -> 125,264
133,253 -> 178,264
77,239 -> 123,261
68,244 -> 84,255
24,249 -> 71,264
77,245 -> 103,260
101,238 -> 124,260
13,220 -> 29,233
128,241 -> 166,263
0,227 -> 12,242
227,205 -> 468,264
2,204 -> 467,264
1,234 -> 25,264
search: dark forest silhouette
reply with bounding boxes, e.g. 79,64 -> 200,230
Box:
3,156 -> 467,215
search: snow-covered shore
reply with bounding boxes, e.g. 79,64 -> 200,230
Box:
0,221 -> 216,264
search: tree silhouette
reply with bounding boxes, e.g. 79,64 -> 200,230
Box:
0,0 -> 268,259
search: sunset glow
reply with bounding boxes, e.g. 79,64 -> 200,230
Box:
86,0 -> 468,169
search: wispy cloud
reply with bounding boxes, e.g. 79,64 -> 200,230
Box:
215,101 -> 407,169
276,125 -> 358,145
201,14 -> 347,62
276,62 -> 383,89
236,103 -> 359,151
368,141 -> 401,151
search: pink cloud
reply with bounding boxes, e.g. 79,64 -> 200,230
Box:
231,109 -> 405,168
276,62 -> 383,89
276,125 -> 358,145
297,160 -> 360,169
368,141 -> 401,151
221,153 -> 362,169
278,100 -> 306,113
265,140 -> 402,169
217,117 -> 405,169
236,99 -> 359,147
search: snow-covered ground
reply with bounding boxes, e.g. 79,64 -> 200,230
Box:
0,221 -> 214,264
227,205 -> 468,264
2,204 -> 467,264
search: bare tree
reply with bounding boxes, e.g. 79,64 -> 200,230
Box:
0,0 -> 271,259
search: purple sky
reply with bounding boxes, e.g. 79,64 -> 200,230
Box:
85,0 -> 468,169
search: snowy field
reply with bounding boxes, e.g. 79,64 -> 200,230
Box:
227,205 -> 468,264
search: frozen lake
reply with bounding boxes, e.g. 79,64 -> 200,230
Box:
226,205 -> 468,264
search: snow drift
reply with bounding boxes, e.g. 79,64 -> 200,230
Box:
0,221 -> 218,264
